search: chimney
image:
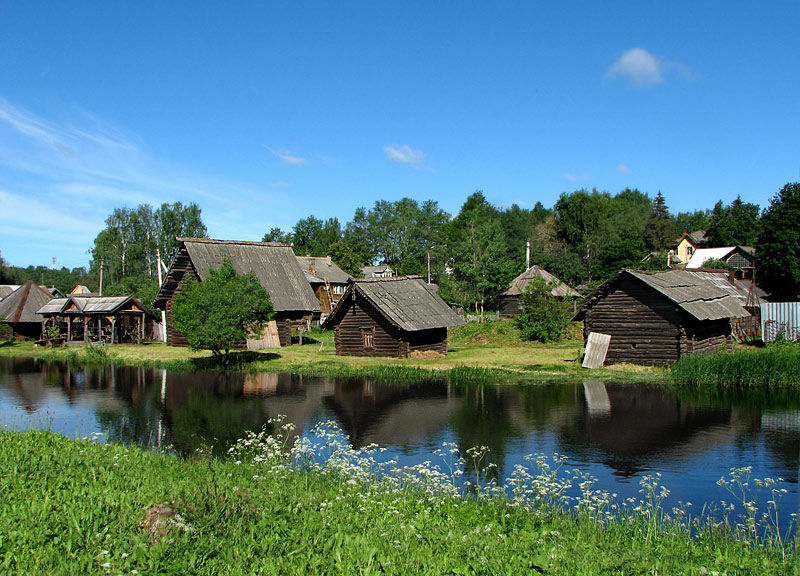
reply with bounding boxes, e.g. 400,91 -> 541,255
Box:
326,255 -> 331,265
526,240 -> 531,270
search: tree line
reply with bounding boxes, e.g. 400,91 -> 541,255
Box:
3,182 -> 798,307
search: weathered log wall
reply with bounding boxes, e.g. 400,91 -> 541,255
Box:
497,295 -> 521,319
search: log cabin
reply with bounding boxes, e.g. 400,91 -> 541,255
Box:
574,269 -> 750,366
322,276 -> 465,357
0,280 -> 53,340
153,238 -> 320,347
497,265 -> 580,319
295,255 -> 351,322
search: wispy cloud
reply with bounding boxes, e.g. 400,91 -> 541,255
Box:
606,48 -> 665,87
263,145 -> 308,166
384,144 -> 426,168
617,164 -> 630,174
563,172 -> 592,182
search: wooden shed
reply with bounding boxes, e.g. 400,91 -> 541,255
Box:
0,280 -> 53,340
295,256 -> 351,321
497,265 -> 580,319
322,276 -> 465,357
574,269 -> 750,366
153,238 -> 320,347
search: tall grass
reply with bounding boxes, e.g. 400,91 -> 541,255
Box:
671,342 -> 800,390
2,424 -> 796,575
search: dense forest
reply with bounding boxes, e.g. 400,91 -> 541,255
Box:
3,182 -> 799,308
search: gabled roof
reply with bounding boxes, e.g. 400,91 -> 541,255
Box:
324,276 -> 465,332
499,265 -> 580,298
161,238 -> 319,313
37,295 -> 156,317
361,265 -> 393,277
0,281 -> 53,323
686,246 -> 754,269
296,256 -> 351,284
576,269 -> 749,322
0,285 -> 19,300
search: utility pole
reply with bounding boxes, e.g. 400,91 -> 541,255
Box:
99,257 -> 104,296
156,249 -> 167,342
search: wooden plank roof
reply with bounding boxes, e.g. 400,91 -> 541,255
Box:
37,295 -> 155,317
0,281 -> 53,323
325,276 -> 465,332
296,256 -> 351,284
173,238 -> 320,313
499,265 -> 580,298
577,269 -> 750,322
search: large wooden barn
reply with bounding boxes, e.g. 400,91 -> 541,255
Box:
497,265 -> 580,319
153,238 -> 320,347
574,269 -> 750,366
322,276 -> 465,357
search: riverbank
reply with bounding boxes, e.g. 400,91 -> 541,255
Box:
0,322 -> 667,384
2,428 -> 795,575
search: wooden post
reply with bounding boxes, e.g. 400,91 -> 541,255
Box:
67,318 -> 71,342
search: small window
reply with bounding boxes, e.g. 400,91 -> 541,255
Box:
332,285 -> 345,295
361,327 -> 375,350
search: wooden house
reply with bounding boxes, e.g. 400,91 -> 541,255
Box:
153,238 -> 320,347
322,276 -> 465,357
574,269 -> 749,366
0,281 -> 53,340
497,265 -> 580,319
38,295 -> 157,344
361,264 -> 394,279
295,256 -> 351,321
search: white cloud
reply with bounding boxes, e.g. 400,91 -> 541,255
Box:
607,48 -> 664,87
617,164 -> 630,174
563,172 -> 592,182
384,144 -> 425,167
263,145 -> 308,166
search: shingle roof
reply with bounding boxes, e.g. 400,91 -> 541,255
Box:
179,238 -> 320,313
326,276 -> 465,332
0,281 -> 53,323
296,256 -> 351,284
499,266 -> 580,298
622,269 -> 749,321
38,295 -> 155,317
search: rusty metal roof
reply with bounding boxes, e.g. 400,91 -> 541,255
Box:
325,276 -> 465,332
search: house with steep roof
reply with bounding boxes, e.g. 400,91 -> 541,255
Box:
296,255 -> 351,320
153,238 -> 320,347
322,276 -> 465,357
574,269 -> 750,366
675,230 -> 709,266
0,281 -> 53,340
497,265 -> 580,319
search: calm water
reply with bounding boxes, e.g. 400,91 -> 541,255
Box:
2,356 -> 800,529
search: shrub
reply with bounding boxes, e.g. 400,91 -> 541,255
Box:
514,276 -> 572,343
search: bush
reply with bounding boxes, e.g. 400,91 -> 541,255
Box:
514,277 -> 572,343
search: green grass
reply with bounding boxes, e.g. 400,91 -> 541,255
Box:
1,427 -> 796,575
671,342 -> 800,390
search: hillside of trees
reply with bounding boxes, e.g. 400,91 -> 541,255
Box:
4,182 -> 799,308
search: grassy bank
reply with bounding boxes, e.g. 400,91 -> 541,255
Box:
671,342 -> 800,390
0,321 -> 668,384
1,426 -> 796,575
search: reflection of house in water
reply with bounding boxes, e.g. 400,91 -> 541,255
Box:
323,379 -> 458,449
565,381 -> 747,476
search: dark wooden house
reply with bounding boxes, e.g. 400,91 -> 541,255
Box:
574,269 -> 750,366
38,295 -> 157,344
0,281 -> 53,340
153,238 -> 320,347
497,265 -> 580,319
322,276 -> 465,357
295,256 -> 351,321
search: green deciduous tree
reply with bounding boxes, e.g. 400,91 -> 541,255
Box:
514,276 -> 572,342
171,258 -> 275,363
757,183 -> 800,301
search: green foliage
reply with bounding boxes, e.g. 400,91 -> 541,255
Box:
700,258 -> 731,270
102,274 -> 159,307
172,258 -> 274,363
327,241 -> 362,276
644,191 -> 674,250
674,209 -> 712,236
589,237 -> 648,281
514,276 -> 572,342
707,196 -> 760,247
5,264 -> 92,295
757,182 -> 800,301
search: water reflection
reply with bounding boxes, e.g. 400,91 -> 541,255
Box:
1,357 -> 799,522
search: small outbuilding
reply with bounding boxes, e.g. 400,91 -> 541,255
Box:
574,269 -> 750,366
322,276 -> 465,357
153,238 -> 320,347
497,265 -> 580,319
38,295 -> 158,344
0,281 -> 53,340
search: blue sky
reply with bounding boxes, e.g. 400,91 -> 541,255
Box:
1,2 -> 798,268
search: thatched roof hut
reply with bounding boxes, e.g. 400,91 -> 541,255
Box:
497,266 -> 580,319
323,276 -> 465,357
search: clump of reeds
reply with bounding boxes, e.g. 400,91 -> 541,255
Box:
671,342 -> 800,390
